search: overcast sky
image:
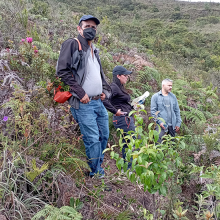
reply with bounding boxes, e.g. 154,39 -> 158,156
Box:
178,0 -> 220,2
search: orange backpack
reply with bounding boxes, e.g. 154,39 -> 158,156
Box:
54,38 -> 82,103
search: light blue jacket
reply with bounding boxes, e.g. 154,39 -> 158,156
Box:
151,90 -> 182,129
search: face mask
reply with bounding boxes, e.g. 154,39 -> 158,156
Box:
83,27 -> 96,41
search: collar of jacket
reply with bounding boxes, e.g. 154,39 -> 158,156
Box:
77,34 -> 90,50
159,90 -> 174,97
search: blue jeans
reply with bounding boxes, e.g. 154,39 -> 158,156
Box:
113,115 -> 136,169
70,99 -> 109,176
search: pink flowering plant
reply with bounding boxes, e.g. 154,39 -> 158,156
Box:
13,37 -> 53,81
19,37 -> 39,65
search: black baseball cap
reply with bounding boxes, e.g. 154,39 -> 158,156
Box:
113,66 -> 132,75
79,15 -> 100,25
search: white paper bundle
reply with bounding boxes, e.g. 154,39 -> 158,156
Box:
131,91 -> 150,110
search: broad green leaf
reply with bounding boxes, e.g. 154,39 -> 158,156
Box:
123,162 -> 128,172
149,188 -> 158,194
147,149 -> 156,158
114,153 -> 119,160
70,197 -> 74,208
159,172 -> 167,184
158,117 -> 165,123
135,165 -> 143,176
136,126 -> 143,134
137,156 -> 142,164
149,130 -> 153,141
129,110 -> 137,116
116,158 -> 124,170
137,117 -> 143,125
110,151 -> 114,158
160,210 -> 166,216
148,123 -> 154,131
157,152 -> 163,160
140,109 -> 147,114
126,149 -> 132,161
176,158 -> 181,167
161,165 -> 168,170
179,141 -> 185,149
132,158 -> 137,170
159,185 -> 167,196
130,173 -> 136,183
153,130 -> 159,142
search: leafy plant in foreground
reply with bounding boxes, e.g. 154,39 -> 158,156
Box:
191,164 -> 220,220
104,109 -> 186,218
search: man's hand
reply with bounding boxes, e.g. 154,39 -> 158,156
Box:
160,123 -> 165,129
100,93 -> 106,101
80,93 -> 90,104
175,126 -> 180,132
116,109 -> 122,116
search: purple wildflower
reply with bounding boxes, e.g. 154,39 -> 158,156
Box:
26,37 -> 33,43
3,116 -> 8,122
21,39 -> 25,42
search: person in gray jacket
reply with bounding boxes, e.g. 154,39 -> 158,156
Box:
151,78 -> 182,143
56,15 -> 111,178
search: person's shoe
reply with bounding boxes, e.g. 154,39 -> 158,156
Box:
121,169 -> 132,177
84,170 -> 91,177
98,174 -> 105,179
104,185 -> 112,191
92,172 -> 105,179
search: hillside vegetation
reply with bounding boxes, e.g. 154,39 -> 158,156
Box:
1,0 -> 220,219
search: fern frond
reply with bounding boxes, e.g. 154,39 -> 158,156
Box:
64,157 -> 90,170
31,205 -> 82,220
181,105 -> 206,122
33,41 -> 59,60
137,66 -> 160,84
34,41 -> 53,52
203,111 -> 213,120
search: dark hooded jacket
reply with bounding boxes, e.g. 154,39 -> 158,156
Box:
56,34 -> 111,109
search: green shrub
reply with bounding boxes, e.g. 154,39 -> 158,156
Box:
171,12 -> 182,20
30,0 -> 50,17
152,5 -> 159,12
141,38 -> 150,48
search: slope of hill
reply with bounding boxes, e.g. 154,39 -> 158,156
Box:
1,0 -> 220,219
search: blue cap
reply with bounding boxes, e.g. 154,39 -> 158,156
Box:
113,66 -> 132,75
79,15 -> 100,25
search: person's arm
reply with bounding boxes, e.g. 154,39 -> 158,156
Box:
150,94 -> 162,126
103,98 -> 118,114
173,96 -> 182,129
56,39 -> 85,100
103,84 -> 122,115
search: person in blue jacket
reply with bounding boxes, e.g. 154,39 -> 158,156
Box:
151,78 -> 182,143
104,66 -> 135,170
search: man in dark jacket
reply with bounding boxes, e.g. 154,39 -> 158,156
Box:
56,15 -> 111,178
